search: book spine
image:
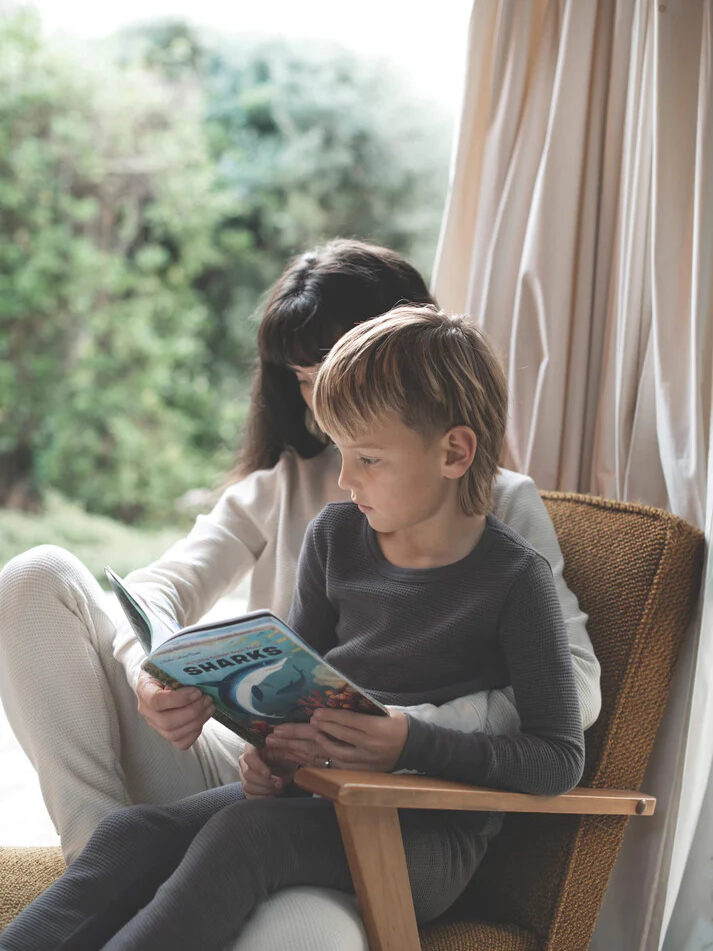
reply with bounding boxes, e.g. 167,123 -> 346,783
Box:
142,660 -> 182,691
211,708 -> 263,748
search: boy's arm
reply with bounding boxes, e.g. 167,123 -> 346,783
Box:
287,517 -> 339,655
394,554 -> 585,796
493,470 -> 601,730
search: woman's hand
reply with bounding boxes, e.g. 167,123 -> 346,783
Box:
238,743 -> 298,798
267,708 -> 409,773
136,669 -> 214,750
264,722 -> 327,767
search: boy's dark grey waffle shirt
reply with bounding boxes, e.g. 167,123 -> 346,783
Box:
288,502 -> 585,797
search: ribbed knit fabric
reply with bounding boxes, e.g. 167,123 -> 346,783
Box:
112,447 -> 600,728
0,849 -> 371,951
290,504 -> 584,796
2,493 -> 702,951
0,546 -> 233,856
0,453 -> 598,860
0,499 -> 582,950
0,453 -> 599,950
0,787 -> 501,951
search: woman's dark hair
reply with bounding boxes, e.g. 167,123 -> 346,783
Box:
236,238 -> 436,476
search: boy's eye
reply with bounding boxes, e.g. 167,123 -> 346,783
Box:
359,456 -> 379,466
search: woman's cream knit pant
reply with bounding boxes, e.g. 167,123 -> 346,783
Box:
0,546 -> 368,951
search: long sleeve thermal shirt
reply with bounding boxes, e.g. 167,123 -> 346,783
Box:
288,502 -> 585,797
113,445 -> 600,741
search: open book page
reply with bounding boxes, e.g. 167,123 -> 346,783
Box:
104,567 -> 180,653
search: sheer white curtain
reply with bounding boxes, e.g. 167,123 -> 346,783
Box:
432,1 -> 713,948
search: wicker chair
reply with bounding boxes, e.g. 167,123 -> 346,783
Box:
294,492 -> 704,951
0,493 -> 704,949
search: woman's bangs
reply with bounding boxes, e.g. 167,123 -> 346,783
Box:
259,298 -> 345,368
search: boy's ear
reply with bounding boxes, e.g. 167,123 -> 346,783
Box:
441,426 -> 477,479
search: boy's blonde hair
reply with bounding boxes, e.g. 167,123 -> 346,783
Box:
313,304 -> 508,516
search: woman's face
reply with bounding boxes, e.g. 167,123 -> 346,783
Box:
290,364 -> 322,412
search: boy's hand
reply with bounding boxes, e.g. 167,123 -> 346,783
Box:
267,708 -> 409,773
238,743 -> 298,798
136,669 -> 214,750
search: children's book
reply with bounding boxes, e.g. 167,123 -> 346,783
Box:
105,567 -> 387,747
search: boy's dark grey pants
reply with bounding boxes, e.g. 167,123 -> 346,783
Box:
0,783 -> 500,951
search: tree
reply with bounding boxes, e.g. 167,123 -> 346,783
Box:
1,13 -> 450,522
0,9 -> 236,519
119,24 -> 451,412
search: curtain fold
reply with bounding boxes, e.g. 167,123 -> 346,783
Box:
432,1 -> 713,947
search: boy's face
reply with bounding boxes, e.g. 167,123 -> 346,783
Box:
331,414 -> 454,534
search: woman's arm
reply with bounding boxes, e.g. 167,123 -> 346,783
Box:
491,469 -> 601,730
387,688 -> 516,735
112,469 -> 272,692
394,554 -> 585,796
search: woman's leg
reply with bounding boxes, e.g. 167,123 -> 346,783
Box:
0,545 -> 480,951
0,545 -> 241,862
228,887 -> 367,951
0,784 -> 246,951
102,797 -> 499,951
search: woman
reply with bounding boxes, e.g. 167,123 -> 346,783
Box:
0,239 -> 600,950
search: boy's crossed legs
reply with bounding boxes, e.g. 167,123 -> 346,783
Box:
0,783 -> 499,951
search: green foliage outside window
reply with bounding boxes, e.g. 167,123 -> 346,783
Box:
0,10 -> 450,524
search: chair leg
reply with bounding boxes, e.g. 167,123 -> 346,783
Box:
334,802 -> 421,951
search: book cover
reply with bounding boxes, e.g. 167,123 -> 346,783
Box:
105,567 -> 386,747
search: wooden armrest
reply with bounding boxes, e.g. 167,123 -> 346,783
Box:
292,770 -> 654,951
294,768 -> 655,816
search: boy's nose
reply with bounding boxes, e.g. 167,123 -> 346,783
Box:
338,462 -> 356,493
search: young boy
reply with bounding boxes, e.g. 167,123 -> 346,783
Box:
0,306 -> 584,951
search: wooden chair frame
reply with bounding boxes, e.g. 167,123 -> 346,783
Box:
294,767 -> 655,951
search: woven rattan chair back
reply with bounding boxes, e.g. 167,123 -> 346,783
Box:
425,493 -> 704,951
